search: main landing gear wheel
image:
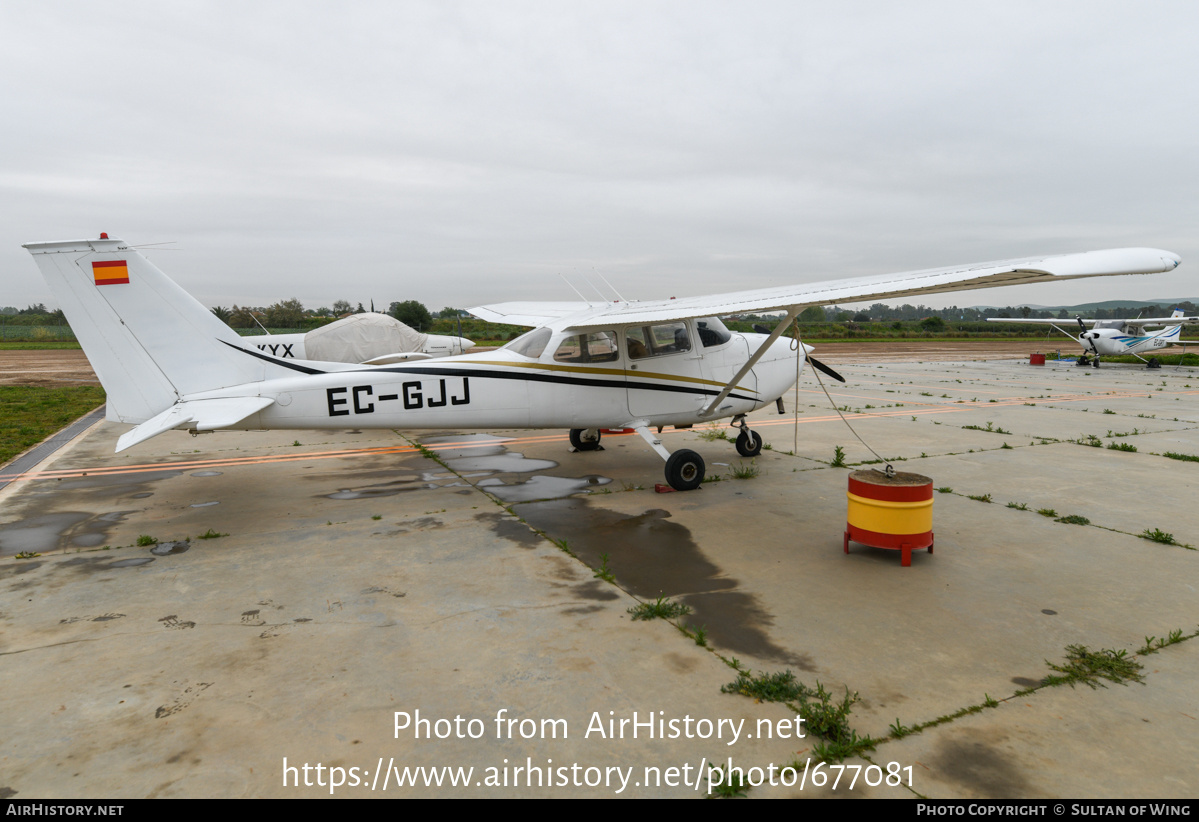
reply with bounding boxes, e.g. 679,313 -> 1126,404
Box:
569,428 -> 602,451
664,449 -> 705,491
735,428 -> 762,457
1147,357 -> 1161,369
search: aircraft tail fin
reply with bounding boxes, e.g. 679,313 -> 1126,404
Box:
24,235 -> 285,424
1172,308 -> 1185,319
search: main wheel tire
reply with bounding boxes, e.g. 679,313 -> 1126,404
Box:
665,449 -> 705,491
735,429 -> 762,457
569,428 -> 602,451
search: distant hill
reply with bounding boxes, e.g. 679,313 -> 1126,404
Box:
971,299 -> 1199,313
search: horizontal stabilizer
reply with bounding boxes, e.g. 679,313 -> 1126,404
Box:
116,396 -> 275,452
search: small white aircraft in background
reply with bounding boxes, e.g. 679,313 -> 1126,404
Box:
27,235 -> 1180,490
987,309 -> 1198,367
247,312 -> 473,365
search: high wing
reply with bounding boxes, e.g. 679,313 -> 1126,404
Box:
985,317 -> 1099,326
470,248 -> 1180,331
468,301 -> 593,327
1120,315 -> 1199,327
987,316 -> 1199,326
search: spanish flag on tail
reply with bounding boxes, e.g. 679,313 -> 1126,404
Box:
92,260 -> 129,285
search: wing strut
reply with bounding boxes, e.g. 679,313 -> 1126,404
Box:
698,307 -> 800,419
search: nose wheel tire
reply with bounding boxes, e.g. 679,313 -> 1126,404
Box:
665,449 -> 705,491
735,429 -> 762,457
569,428 -> 602,451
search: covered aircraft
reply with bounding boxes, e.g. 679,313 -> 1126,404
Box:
26,236 -> 1181,489
247,312 -> 473,365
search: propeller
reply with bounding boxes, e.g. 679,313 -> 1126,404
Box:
1076,316 -> 1100,356
806,354 -> 846,383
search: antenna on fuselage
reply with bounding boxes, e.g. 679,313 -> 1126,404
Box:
560,274 -> 595,305
578,273 -> 607,303
595,269 -> 627,303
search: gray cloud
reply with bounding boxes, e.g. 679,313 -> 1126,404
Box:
3,1 -> 1196,313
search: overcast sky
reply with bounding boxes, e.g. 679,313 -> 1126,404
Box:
3,1 -> 1197,314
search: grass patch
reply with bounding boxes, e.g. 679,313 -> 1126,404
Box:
593,553 -> 615,583
706,763 -> 750,798
698,425 -> 732,443
1077,434 -> 1103,447
967,493 -> 992,503
627,597 -> 691,621
1037,508 -> 1057,517
0,385 -> 106,466
1160,451 -> 1199,463
1054,514 -> 1091,526
830,445 -> 847,468
1138,528 -> 1191,548
730,461 -> 759,479
936,486 -> 953,494
1041,645 -> 1144,689
962,421 -> 1011,434
1107,442 -> 1137,452
1006,502 -> 1028,510
721,671 -> 874,762
195,529 -> 227,540
136,535 -> 157,546
1138,629 -> 1190,655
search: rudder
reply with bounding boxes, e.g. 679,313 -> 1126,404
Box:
24,235 -> 270,424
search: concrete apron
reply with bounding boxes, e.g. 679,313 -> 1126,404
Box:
1,357 -> 1196,798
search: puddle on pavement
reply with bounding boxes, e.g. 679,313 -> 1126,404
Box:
474,512 -> 543,548
420,433 -> 514,460
190,501 -> 220,508
515,499 -> 812,669
191,471 -> 222,477
484,475 -> 611,503
150,541 -> 190,556
445,453 -> 558,473
0,511 -> 133,556
110,557 -> 155,567
326,479 -> 433,499
420,433 -> 557,475
57,556 -> 156,573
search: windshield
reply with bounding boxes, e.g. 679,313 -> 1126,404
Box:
503,327 -> 552,359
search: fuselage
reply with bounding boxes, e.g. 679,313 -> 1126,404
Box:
190,318 -> 801,433
1079,324 -> 1181,356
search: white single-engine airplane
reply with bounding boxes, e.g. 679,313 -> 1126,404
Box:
986,309 -> 1198,367
26,235 -> 1180,490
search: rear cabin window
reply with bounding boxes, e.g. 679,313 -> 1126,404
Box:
552,330 -> 620,363
626,322 -> 691,360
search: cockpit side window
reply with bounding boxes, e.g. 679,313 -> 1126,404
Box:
626,322 -> 691,360
696,316 -> 733,347
552,330 -> 620,364
505,327 -> 552,359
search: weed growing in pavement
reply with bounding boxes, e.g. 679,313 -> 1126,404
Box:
627,597 -> 691,621
1041,645 -> 1144,689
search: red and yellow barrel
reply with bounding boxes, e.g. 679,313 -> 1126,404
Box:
844,470 -> 934,567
